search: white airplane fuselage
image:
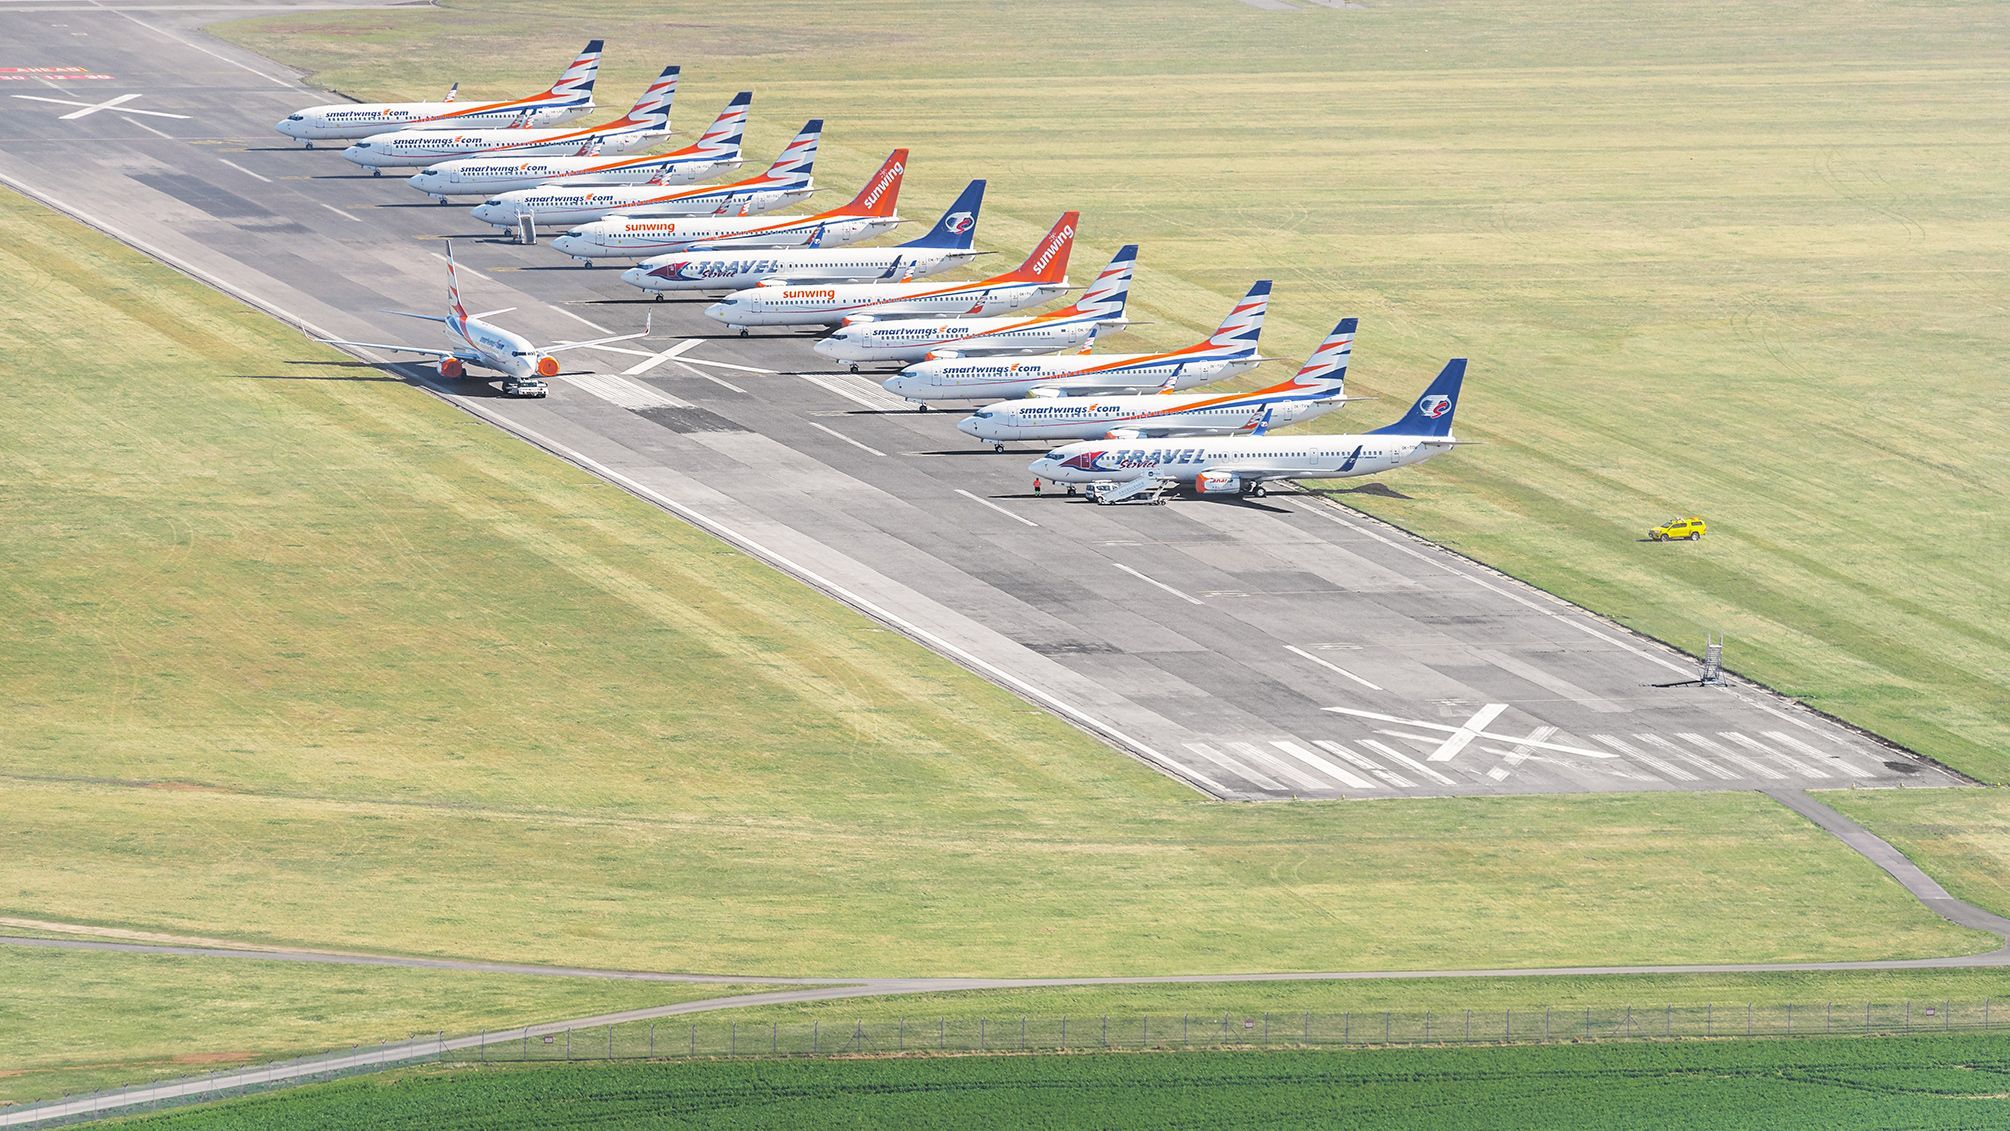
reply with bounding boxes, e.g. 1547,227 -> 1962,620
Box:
407,153 -> 736,199
813,310 -> 1113,365
616,243 -> 969,288
471,182 -> 810,230
278,98 -> 588,142
960,392 -> 1341,443
706,279 -> 1070,329
885,350 -> 1260,404
343,124 -> 666,169
550,212 -> 897,264
1031,434 -> 1444,486
442,314 -> 549,380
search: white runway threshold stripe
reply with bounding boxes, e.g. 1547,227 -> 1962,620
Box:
565,372 -> 692,410
1760,730 -> 1878,780
1285,644 -> 1383,691
1113,563 -> 1203,606
1271,739 -> 1377,790
954,489 -> 1037,527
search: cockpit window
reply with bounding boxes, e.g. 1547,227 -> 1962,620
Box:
286,114 -> 304,121
353,141 -> 372,149
1044,449 -> 1069,461
484,198 -> 503,207
564,229 -> 584,238
972,410 -> 994,419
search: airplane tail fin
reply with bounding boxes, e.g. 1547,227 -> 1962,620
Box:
1284,316 -> 1355,392
1061,243 -> 1136,320
1002,211 -> 1079,283
900,179 -> 984,250
547,39 -> 603,99
762,119 -> 821,187
444,240 -> 469,323
684,91 -> 750,160
1203,280 -> 1271,353
1370,358 -> 1467,437
443,81 -> 459,103
835,148 -> 906,217
619,65 -> 678,129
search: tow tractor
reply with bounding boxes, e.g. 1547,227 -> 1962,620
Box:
502,376 -> 550,399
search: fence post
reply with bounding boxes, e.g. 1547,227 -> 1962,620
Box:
1826,1002 -> 1832,1033
1865,1003 -> 1871,1035
773,1022 -> 778,1055
980,1018 -> 986,1052
1304,1012 -> 1311,1042
1506,1010 -> 1512,1042
1585,1007 -> 1591,1039
1745,1003 -> 1751,1037
1945,1000 -> 1950,1030
1706,1003 -> 1712,1036
1143,1016 -> 1150,1047
480,1031 -> 486,1063
1344,1012 -> 1350,1044
732,1022 -> 737,1056
1021,1017 -> 1027,1050
607,1025 -> 613,1058
1223,1013 -> 1230,1043
1384,1012 -> 1390,1044
814,1020 -> 820,1054
1543,1006 -> 1550,1043
565,1028 -> 571,1061
523,1027 -> 529,1057
1183,1014 -> 1189,1047
1626,1006 -> 1633,1039
1906,1000 -> 1911,1033
1786,1003 -> 1792,1035
1425,1012 -> 1433,1043
690,1025 -> 696,1056
1263,1012 -> 1269,1044
648,1023 -> 655,1058
1465,1010 -> 1471,1043
940,1019 -> 945,1051
1987,999 -> 1992,1029
1061,1017 -> 1067,1049
1103,1016 -> 1109,1048
899,1019 -> 905,1052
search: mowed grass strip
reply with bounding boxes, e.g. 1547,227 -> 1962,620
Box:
218,0 -> 2010,776
112,1039 -> 2010,1130
0,947 -> 755,1107
0,179 -> 1990,975
1830,790 -> 2010,921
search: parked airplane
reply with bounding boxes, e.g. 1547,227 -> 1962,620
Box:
405,90 -> 749,201
703,211 -> 1079,333
277,40 -> 602,145
469,118 -> 819,232
313,243 -> 648,397
957,318 -> 1358,451
544,147 -> 906,265
812,244 -> 1136,370
609,177 -> 983,285
883,281 -> 1270,405
341,65 -> 678,173
1029,357 -> 1468,502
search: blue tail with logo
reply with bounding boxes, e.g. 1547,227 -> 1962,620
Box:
901,179 -> 985,250
1370,358 -> 1466,437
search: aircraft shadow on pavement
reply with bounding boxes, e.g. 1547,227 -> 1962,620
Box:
240,371 -> 401,383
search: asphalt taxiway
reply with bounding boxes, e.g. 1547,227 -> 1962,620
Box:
0,3 -> 1963,799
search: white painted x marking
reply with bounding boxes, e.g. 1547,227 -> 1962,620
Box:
1325,704 -> 1616,760
621,338 -> 703,376
11,93 -> 189,120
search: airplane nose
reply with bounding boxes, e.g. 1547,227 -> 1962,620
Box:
810,337 -> 837,358
881,375 -> 910,396
274,119 -> 296,137
407,173 -> 432,190
955,417 -> 978,437
703,302 -> 731,322
619,267 -> 645,286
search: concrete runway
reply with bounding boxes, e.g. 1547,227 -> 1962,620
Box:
0,4 -> 1963,800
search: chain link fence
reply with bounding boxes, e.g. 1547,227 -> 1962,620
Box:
449,998 -> 2010,1064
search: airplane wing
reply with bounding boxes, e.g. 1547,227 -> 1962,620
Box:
543,314 -> 652,354
315,336 -> 467,360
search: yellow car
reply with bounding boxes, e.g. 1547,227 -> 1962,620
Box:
1650,516 -> 1707,541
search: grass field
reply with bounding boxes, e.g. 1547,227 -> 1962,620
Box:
0,947 -> 748,1107
1833,789 -> 2010,920
0,145 -> 1991,989
113,1039 -> 2010,1129
217,0 -> 2010,779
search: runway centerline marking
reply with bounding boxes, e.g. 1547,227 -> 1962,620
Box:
621,337 -> 703,376
12,91 -> 188,119
954,488 -> 1037,526
1284,644 -> 1383,691
1113,562 -> 1202,605
673,360 -> 745,393
125,118 -> 173,140
216,158 -> 270,183
313,201 -> 361,223
808,420 -> 885,458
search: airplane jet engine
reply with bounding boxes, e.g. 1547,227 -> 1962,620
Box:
438,357 -> 466,379
1194,471 -> 1246,495
535,355 -> 561,377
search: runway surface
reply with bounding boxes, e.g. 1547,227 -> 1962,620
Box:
0,4 -> 1963,799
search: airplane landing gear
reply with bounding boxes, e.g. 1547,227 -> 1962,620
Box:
304,141 -> 315,150
582,261 -> 593,269
848,364 -> 859,373
653,293 -> 664,302
993,443 -> 1006,454
916,403 -> 930,412
370,168 -> 382,177
737,327 -> 749,337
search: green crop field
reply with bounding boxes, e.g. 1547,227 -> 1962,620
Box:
0,946 -> 750,1107
217,0 -> 2010,779
111,1039 -> 2010,1129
